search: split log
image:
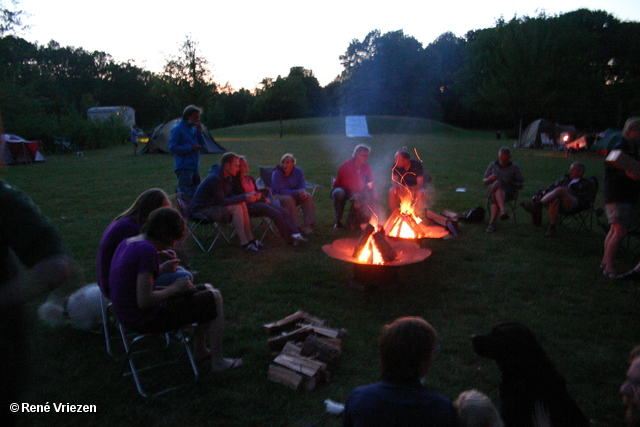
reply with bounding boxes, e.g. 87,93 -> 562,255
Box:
268,364 -> 303,390
300,335 -> 342,366
309,325 -> 347,339
426,210 -> 448,227
267,325 -> 313,351
371,229 -> 397,262
263,311 -> 328,335
273,353 -> 327,380
352,223 -> 376,258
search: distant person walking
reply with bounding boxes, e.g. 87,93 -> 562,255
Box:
130,125 -> 143,156
169,105 -> 204,198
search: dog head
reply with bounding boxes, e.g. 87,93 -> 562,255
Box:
472,322 -> 546,363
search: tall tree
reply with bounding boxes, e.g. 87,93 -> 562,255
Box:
339,30 -> 438,118
158,34 -> 217,116
0,0 -> 26,36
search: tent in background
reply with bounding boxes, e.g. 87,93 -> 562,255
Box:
345,115 -> 371,137
593,129 -> 623,154
2,134 -> 45,164
516,118 -> 577,149
142,119 -> 225,154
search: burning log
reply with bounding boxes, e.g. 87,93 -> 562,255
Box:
371,228 -> 397,263
352,223 -> 376,258
384,210 -> 425,239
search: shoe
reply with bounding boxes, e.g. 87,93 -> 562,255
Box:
500,210 -> 509,221
333,221 -> 345,230
291,233 -> 307,245
603,269 -> 616,278
615,269 -> 640,281
252,239 -> 267,249
243,243 -> 261,253
545,224 -> 555,237
486,224 -> 496,233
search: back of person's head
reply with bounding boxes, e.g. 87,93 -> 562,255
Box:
571,161 -> 586,174
221,152 -> 239,166
623,117 -> 640,139
115,188 -> 169,225
498,147 -> 511,157
396,148 -> 411,160
379,316 -> 438,383
142,207 -> 185,246
353,144 -> 371,157
280,153 -> 296,165
454,390 -> 504,427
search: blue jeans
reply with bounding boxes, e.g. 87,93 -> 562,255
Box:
175,169 -> 201,198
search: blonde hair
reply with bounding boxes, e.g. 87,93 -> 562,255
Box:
454,390 -> 504,427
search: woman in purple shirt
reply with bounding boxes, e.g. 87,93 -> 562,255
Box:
109,207 -> 242,372
271,153 -> 316,234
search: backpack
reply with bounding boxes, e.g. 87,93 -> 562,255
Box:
461,206 -> 485,223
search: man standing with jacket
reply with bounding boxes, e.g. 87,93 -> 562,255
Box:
169,105 -> 204,198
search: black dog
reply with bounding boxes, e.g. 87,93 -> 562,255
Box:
471,322 -> 589,427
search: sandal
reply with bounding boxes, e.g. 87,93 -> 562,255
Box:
500,210 -> 509,221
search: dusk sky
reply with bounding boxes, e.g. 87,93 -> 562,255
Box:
17,0 -> 640,90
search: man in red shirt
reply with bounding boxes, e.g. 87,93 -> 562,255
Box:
331,144 -> 379,229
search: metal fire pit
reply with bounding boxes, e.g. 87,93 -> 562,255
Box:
322,238 -> 432,291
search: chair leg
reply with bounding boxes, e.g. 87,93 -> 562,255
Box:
118,322 -> 199,397
100,294 -> 113,356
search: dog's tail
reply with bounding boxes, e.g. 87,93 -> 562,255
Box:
37,293 -> 69,327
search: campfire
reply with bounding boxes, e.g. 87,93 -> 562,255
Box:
322,225 -> 432,290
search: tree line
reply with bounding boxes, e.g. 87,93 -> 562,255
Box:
0,7 -> 638,149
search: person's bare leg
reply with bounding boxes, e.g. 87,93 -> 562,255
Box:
602,223 -> 627,276
203,285 -> 242,372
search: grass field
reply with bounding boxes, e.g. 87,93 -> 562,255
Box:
4,116 -> 638,426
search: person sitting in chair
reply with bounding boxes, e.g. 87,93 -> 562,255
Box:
109,207 -> 242,372
232,156 -> 307,246
271,153 -> 316,235
388,148 -> 431,218
191,152 -> 263,253
332,144 -> 380,230
483,147 -> 524,233
520,162 -> 595,237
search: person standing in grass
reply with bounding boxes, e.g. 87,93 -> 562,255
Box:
1,115 -> 76,426
109,207 -> 242,372
601,117 -> 640,278
483,147 -> 524,233
343,317 -> 458,427
388,148 -> 431,218
169,105 -> 204,198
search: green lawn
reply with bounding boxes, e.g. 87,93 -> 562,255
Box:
4,116 -> 637,426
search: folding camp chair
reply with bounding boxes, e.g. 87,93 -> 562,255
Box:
176,197 -> 233,252
100,293 -> 116,356
558,176 -> 599,233
486,190 -> 519,224
118,321 -> 199,397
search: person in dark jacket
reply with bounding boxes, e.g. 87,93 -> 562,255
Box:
191,152 -> 262,252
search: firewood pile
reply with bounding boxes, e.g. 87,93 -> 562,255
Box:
264,311 -> 347,391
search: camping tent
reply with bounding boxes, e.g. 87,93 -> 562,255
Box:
564,135 -> 594,152
516,118 -> 577,149
593,129 -> 623,154
143,119 -> 225,154
2,134 -> 45,164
